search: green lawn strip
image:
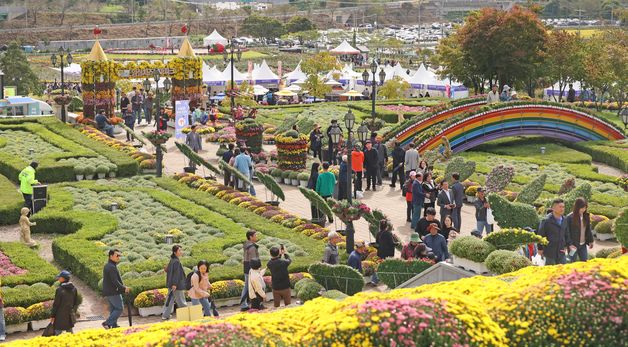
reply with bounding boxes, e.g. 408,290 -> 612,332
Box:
563,141 -> 628,173
1,285 -> 56,308
0,242 -> 59,286
0,173 -> 22,225
473,139 -> 592,165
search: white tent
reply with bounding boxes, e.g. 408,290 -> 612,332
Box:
52,63 -> 81,76
203,30 -> 228,47
202,63 -> 225,86
222,61 -> 246,83
251,60 -> 279,85
325,78 -> 342,86
330,40 -> 360,55
253,84 -> 269,96
391,63 -> 411,82
284,62 -> 308,83
544,81 -> 582,101
407,64 -> 440,89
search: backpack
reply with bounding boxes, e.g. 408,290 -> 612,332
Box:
185,270 -> 198,291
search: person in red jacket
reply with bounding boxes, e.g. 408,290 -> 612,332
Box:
351,144 -> 364,196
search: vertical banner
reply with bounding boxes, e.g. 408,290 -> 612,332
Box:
175,100 -> 190,140
277,60 -> 282,80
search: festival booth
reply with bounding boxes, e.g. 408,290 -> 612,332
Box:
251,60 -> 280,87
203,30 -> 228,48
80,38 -> 203,117
284,62 -> 308,84
330,40 -> 361,62
544,81 -> 582,101
222,62 -> 247,85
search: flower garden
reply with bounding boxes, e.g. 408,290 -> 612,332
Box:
6,257 -> 626,346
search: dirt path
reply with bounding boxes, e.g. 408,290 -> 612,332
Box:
592,161 -> 625,178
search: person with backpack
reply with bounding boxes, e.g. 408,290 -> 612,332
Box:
161,245 -> 187,320
239,230 -> 259,311
267,245 -> 292,308
187,260 -> 219,317
51,270 -> 79,335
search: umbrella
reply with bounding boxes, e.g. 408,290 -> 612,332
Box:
325,79 -> 342,86
253,85 -> 269,96
291,78 -> 307,85
286,84 -> 302,92
211,92 -> 226,100
341,89 -> 363,97
274,89 -> 297,97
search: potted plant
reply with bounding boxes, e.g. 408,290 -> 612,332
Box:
140,159 -> 157,174
594,220 -> 615,241
84,165 -> 95,180
258,151 -> 268,164
271,168 -> 283,183
107,163 -> 118,178
4,307 -> 28,334
289,171 -> 300,186
143,130 -> 172,145
74,165 -> 85,181
297,172 -> 310,188
465,185 -> 478,203
26,301 -> 53,331
134,288 -> 168,317
282,170 -> 293,185
95,164 -> 109,179
449,236 -> 495,274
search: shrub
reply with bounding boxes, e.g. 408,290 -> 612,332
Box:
484,228 -> 548,251
270,168 -> 283,177
515,174 -> 547,205
449,236 -> 496,263
561,183 -> 592,211
25,300 -> 54,321
294,277 -> 316,295
376,258 -> 433,289
321,289 -> 349,300
282,170 -> 293,179
297,172 -> 309,181
595,247 -> 621,259
296,280 -> 324,302
594,219 -> 613,234
488,193 -> 540,229
465,185 -> 479,197
485,165 -> 514,193
0,242 -> 59,286
289,171 -> 299,180
308,263 -> 364,295
95,164 -> 110,174
1,284 -> 56,308
83,165 -> 95,176
612,208 -> 627,247
73,165 -> 86,175
485,250 -> 532,275
0,174 -> 22,225
444,157 -> 476,182
589,214 -> 609,229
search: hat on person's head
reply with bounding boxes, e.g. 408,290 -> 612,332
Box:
327,231 -> 339,239
56,270 -> 71,281
410,233 -> 421,243
503,85 -> 511,91
365,140 -> 371,144
314,124 -> 320,129
355,240 -> 365,248
477,187 -> 484,193
331,119 -> 338,124
409,171 -> 416,177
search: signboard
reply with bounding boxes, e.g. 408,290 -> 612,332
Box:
4,86 -> 16,97
119,68 -> 174,79
175,100 -> 190,140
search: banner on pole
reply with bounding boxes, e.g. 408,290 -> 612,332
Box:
175,100 -> 190,140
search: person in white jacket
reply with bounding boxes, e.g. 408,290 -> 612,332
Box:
248,259 -> 266,310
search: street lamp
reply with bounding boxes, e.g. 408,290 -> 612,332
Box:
621,107 -> 628,129
362,59 -> 385,127
0,69 -> 4,99
357,121 -> 369,144
50,47 -> 73,122
343,109 -> 356,253
223,37 -> 242,109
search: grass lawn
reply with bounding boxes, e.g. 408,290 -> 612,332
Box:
472,137 -> 592,164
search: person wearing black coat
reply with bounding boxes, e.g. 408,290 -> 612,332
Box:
376,220 -> 396,259
161,245 -> 187,320
338,155 -> 349,200
102,249 -> 129,329
564,198 -> 594,262
537,199 -> 568,265
51,270 -> 79,335
309,125 -> 323,161
363,141 -> 379,191
389,142 -> 405,188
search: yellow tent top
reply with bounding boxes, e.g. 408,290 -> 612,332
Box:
86,40 -> 108,61
178,37 -> 196,58
275,89 -> 297,97
341,89 -> 363,97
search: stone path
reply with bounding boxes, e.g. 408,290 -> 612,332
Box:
592,161 -> 625,177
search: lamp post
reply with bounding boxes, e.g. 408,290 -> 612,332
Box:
223,37 -> 242,109
621,107 -> 628,130
362,60 -> 386,127
0,69 -> 4,99
50,47 -> 73,122
343,110 -> 355,253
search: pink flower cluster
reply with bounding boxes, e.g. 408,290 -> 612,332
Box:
0,251 -> 27,276
166,323 -> 262,346
381,105 -> 430,113
356,298 -> 470,346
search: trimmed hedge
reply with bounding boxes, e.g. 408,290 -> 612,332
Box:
0,242 -> 58,286
376,259 -> 433,289
561,183 -> 592,212
1,284 -> 55,308
445,157 -> 476,182
449,236 -> 496,263
488,193 -> 540,229
565,141 -> 628,173
308,263 -> 364,296
294,278 -> 323,302
0,173 -> 22,225
614,208 -> 627,247
485,250 -> 532,275
515,174 -> 547,205
0,117 -> 137,183
483,228 -> 548,251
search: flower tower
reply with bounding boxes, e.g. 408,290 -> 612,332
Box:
80,41 -> 117,117
170,37 -> 203,109
276,130 -> 309,171
235,118 -> 264,153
